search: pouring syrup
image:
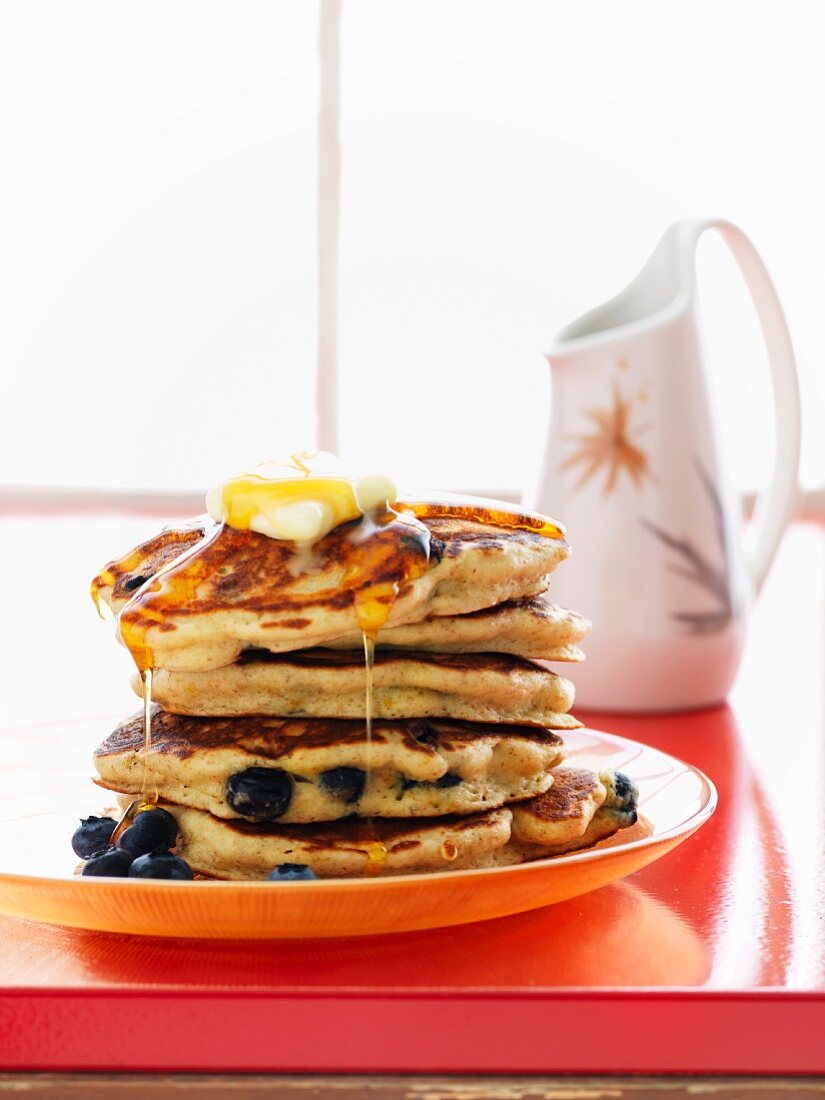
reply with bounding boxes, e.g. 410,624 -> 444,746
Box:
104,528 -> 220,845
343,505 -> 431,874
109,669 -> 159,845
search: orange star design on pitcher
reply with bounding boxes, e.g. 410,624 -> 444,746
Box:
560,384 -> 654,494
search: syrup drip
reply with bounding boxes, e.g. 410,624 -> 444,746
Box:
115,521 -> 224,676
109,668 -> 158,845
109,534 -> 219,837
364,841 -> 388,877
361,627 -> 375,792
343,506 -> 432,876
357,623 -> 389,878
139,668 -> 158,804
403,497 -> 566,541
354,603 -> 381,872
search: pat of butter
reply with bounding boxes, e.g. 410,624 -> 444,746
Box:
206,452 -> 397,543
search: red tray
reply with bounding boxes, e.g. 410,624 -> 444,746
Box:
1,520 -> 823,1074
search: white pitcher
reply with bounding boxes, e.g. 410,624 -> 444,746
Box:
530,219 -> 801,712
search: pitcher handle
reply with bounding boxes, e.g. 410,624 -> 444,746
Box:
678,218 -> 802,594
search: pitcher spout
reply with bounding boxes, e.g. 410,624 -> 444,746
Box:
548,220 -> 707,360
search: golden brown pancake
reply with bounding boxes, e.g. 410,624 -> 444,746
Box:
162,802 -> 515,879
509,768 -> 639,856
141,649 -> 580,728
100,768 -> 638,879
94,708 -> 567,823
92,503 -> 570,672
121,766 -> 639,879
323,596 -> 589,663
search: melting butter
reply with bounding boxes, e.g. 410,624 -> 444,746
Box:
206,451 -> 397,544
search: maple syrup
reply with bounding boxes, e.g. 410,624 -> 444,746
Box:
113,549 -> 198,837
361,628 -> 376,790
341,504 -> 432,872
90,542 -> 151,621
109,668 -> 159,845
103,530 -> 217,842
363,840 -> 388,877
139,668 -> 158,805
114,522 -> 224,676
403,496 -> 566,541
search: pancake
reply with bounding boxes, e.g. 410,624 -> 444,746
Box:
128,596 -> 588,672
323,596 -> 590,664
102,768 -> 638,879
509,768 -> 639,856
164,802 -> 514,879
94,708 -> 567,824
141,649 -> 580,728
91,502 -> 570,672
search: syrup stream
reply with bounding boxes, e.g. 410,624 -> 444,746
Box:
360,628 -> 387,875
109,668 -> 158,845
362,630 -> 374,769
342,505 -> 431,876
140,668 -> 158,804
108,521 -> 225,841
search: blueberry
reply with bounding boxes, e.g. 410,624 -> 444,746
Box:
319,766 -> 365,803
81,848 -> 135,877
428,536 -> 446,563
400,772 -> 461,793
129,853 -> 194,880
72,816 -> 117,859
434,772 -> 462,789
116,808 -> 178,856
408,719 -> 438,745
268,863 -> 316,881
225,768 -> 293,821
613,771 -> 636,804
611,771 -> 639,823
237,646 -> 275,664
123,573 -> 152,592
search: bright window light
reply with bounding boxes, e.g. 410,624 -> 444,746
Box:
0,0 -> 822,495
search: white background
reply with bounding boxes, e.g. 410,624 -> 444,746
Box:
0,0 -> 823,498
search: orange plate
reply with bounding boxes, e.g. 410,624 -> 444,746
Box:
0,722 -> 715,939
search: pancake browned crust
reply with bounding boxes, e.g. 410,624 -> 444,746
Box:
130,767 -> 638,879
94,708 -> 567,823
101,768 -> 638,879
164,802 -> 514,879
509,767 -> 639,855
141,649 -> 580,728
92,503 -> 570,671
324,596 -> 590,663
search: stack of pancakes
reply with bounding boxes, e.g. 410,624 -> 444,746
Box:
91,503 -> 638,878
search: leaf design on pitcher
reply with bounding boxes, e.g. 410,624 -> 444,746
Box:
560,383 -> 654,494
643,460 -> 733,635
